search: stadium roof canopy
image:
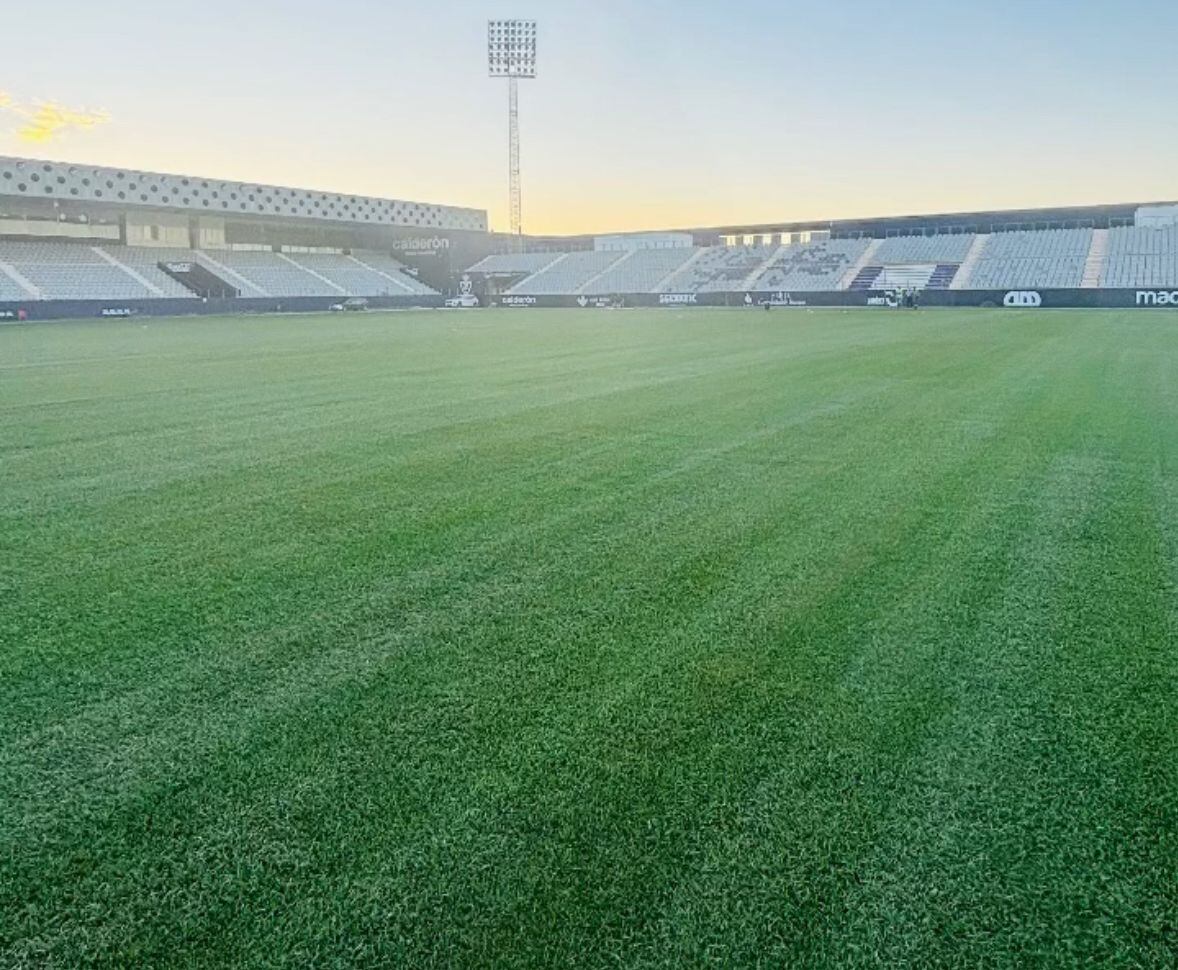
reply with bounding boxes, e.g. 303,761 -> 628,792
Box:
677,200 -> 1178,241
0,156 -> 487,233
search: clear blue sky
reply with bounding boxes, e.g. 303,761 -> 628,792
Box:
1,0 -> 1175,234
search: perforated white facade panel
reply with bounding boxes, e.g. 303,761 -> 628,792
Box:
0,156 -> 488,232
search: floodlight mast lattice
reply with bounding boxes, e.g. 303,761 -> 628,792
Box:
488,19 -> 537,240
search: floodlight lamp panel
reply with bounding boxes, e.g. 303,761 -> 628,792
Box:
488,19 -> 538,78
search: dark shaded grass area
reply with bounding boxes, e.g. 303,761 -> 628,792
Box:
0,309 -> 1174,967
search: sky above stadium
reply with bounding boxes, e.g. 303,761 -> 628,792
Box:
1,0 -> 1175,235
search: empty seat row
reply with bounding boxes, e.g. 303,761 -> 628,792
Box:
874,234 -> 975,264
749,239 -> 870,292
99,246 -> 200,297
965,229 -> 1093,288
282,252 -> 427,297
0,242 -> 162,300
1102,226 -> 1178,287
658,245 -> 776,294
507,251 -> 625,295
349,252 -> 437,295
0,242 -> 439,300
488,224 -> 1178,295
583,248 -> 698,295
467,252 -> 563,276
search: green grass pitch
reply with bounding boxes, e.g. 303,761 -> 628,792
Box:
1,308 -> 1175,968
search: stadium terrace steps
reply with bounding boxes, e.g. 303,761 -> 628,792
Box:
209,251 -> 343,298
278,253 -> 348,296
283,254 -> 371,294
349,253 -> 438,295
0,241 -> 438,301
657,244 -> 780,294
101,247 -> 209,298
581,248 -> 698,295
863,261 -> 961,290
747,239 -> 870,292
655,247 -> 707,291
849,265 -> 884,290
927,263 -> 960,288
965,228 -> 1093,289
838,238 -> 884,290
507,251 -> 625,295
344,254 -> 415,294
472,227 -> 1178,297
0,258 -> 43,299
5,227 -> 1178,305
742,245 -> 787,290
874,265 -> 937,290
0,242 -> 169,301
1101,225 -> 1178,287
575,251 -> 632,294
952,234 -> 992,289
466,252 -> 566,277
504,252 -> 570,291
196,251 -> 271,297
495,243 -> 868,296
874,234 -> 976,264
91,247 -> 166,297
656,249 -> 709,293
847,236 -> 976,290
1081,229 -> 1109,288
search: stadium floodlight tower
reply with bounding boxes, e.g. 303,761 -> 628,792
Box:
488,18 -> 537,241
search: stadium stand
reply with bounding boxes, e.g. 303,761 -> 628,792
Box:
194,251 -> 269,297
844,235 -> 975,290
1101,226 -> 1178,287
0,242 -> 163,300
0,241 -> 440,301
98,247 -> 201,297
3,220 -> 1177,309
0,267 -> 33,300
1080,229 -> 1108,288
874,265 -> 936,290
748,239 -> 870,292
174,250 -> 438,298
873,234 -> 976,264
281,253 -> 409,296
467,252 -> 565,276
192,250 -> 338,298
4,152 -> 1178,315
507,251 -> 626,295
951,235 -> 992,290
582,248 -> 698,294
491,229 -> 1146,296
963,228 -> 1093,289
657,245 -> 779,294
349,252 -> 438,295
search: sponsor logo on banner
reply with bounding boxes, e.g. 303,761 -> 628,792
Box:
0,310 -> 17,320
1136,290 -> 1178,306
659,293 -> 698,305
391,237 -> 451,255
1004,291 -> 1043,308
576,295 -> 615,308
766,291 -> 807,307
501,295 -> 537,306
164,262 -> 194,273
100,307 -> 136,317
